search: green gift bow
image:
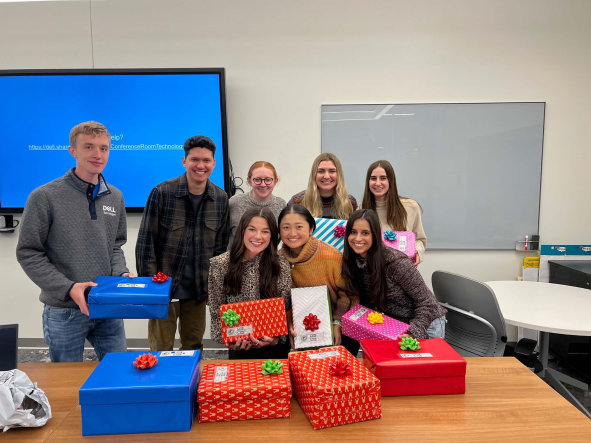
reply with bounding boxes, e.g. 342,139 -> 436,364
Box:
222,309 -> 241,327
400,337 -> 421,351
261,360 -> 284,375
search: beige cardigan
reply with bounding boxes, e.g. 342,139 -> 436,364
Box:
372,199 -> 427,262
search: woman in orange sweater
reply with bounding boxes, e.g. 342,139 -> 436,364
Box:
278,205 -> 355,354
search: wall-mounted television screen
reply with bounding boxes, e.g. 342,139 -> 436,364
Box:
0,68 -> 229,212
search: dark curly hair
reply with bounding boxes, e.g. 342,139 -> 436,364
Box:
183,135 -> 217,157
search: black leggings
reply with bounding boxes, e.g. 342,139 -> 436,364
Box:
228,340 -> 291,360
340,334 -> 361,357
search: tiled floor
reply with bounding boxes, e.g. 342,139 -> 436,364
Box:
17,349 -> 591,415
18,348 -> 229,363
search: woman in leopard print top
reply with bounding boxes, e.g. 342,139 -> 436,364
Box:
208,207 -> 292,359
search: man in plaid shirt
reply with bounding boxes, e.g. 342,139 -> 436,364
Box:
136,136 -> 229,351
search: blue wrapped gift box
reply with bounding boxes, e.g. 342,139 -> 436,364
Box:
313,218 -> 347,252
88,276 -> 171,319
79,350 -> 201,436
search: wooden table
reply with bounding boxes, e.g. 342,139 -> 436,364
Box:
486,281 -> 591,418
6,358 -> 591,442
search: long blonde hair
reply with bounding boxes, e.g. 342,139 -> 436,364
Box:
301,153 -> 353,219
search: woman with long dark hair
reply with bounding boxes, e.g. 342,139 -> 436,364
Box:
342,209 -> 446,356
361,160 -> 426,266
278,205 -> 354,353
208,207 -> 292,359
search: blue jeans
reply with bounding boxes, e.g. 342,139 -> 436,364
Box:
426,316 -> 447,339
42,305 -> 126,362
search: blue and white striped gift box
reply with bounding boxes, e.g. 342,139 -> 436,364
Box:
313,218 -> 347,252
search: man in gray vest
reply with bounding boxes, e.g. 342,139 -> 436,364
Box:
17,121 -> 133,362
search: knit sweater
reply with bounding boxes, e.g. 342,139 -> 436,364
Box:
355,247 -> 446,339
279,236 -> 350,321
228,191 -> 286,248
374,199 -> 427,262
287,191 -> 357,219
16,169 -> 129,308
208,251 -> 292,344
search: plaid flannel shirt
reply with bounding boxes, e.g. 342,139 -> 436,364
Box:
135,174 -> 229,302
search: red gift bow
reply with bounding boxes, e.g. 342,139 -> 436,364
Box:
303,313 -> 321,331
333,225 -> 346,238
133,353 -> 158,370
329,360 -> 352,377
152,272 -> 170,283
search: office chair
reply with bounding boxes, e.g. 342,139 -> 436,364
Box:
0,324 -> 18,370
432,271 -> 507,357
504,338 -> 544,373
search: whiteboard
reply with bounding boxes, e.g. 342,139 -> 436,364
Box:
321,103 -> 545,250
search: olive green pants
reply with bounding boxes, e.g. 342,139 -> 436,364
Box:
148,299 -> 206,352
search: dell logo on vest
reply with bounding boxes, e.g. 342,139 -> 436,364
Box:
103,205 -> 116,216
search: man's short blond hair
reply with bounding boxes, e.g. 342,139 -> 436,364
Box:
69,121 -> 111,148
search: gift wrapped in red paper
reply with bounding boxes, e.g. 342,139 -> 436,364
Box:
219,297 -> 288,344
197,360 -> 291,423
361,338 -> 467,397
288,346 -> 381,430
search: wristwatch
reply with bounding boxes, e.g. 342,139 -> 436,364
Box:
332,319 -> 342,327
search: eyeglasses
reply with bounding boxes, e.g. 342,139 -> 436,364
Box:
251,177 -> 274,185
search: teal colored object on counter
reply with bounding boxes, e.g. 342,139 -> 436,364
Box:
88,276 -> 171,319
566,245 -> 591,256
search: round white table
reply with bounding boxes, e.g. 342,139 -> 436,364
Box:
486,280 -> 591,418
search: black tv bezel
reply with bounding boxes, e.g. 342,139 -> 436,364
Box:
0,67 -> 230,214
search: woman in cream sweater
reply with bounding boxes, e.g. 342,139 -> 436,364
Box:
361,160 -> 427,266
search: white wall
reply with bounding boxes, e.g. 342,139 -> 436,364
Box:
1,0 -> 591,342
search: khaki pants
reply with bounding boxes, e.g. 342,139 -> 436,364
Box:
148,299 -> 206,351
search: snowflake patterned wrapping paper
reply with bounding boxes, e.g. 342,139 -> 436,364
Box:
220,297 -> 288,344
381,231 -> 416,258
342,305 -> 409,342
288,346 -> 381,430
291,286 -> 333,349
313,218 -> 348,252
197,360 -> 292,423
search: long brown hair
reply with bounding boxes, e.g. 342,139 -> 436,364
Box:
224,207 -> 281,298
361,160 -> 418,231
301,153 -> 354,219
342,209 -> 387,310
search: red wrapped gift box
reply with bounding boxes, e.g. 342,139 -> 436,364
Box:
220,297 -> 288,344
361,338 -> 466,397
197,361 -> 292,423
288,346 -> 381,430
